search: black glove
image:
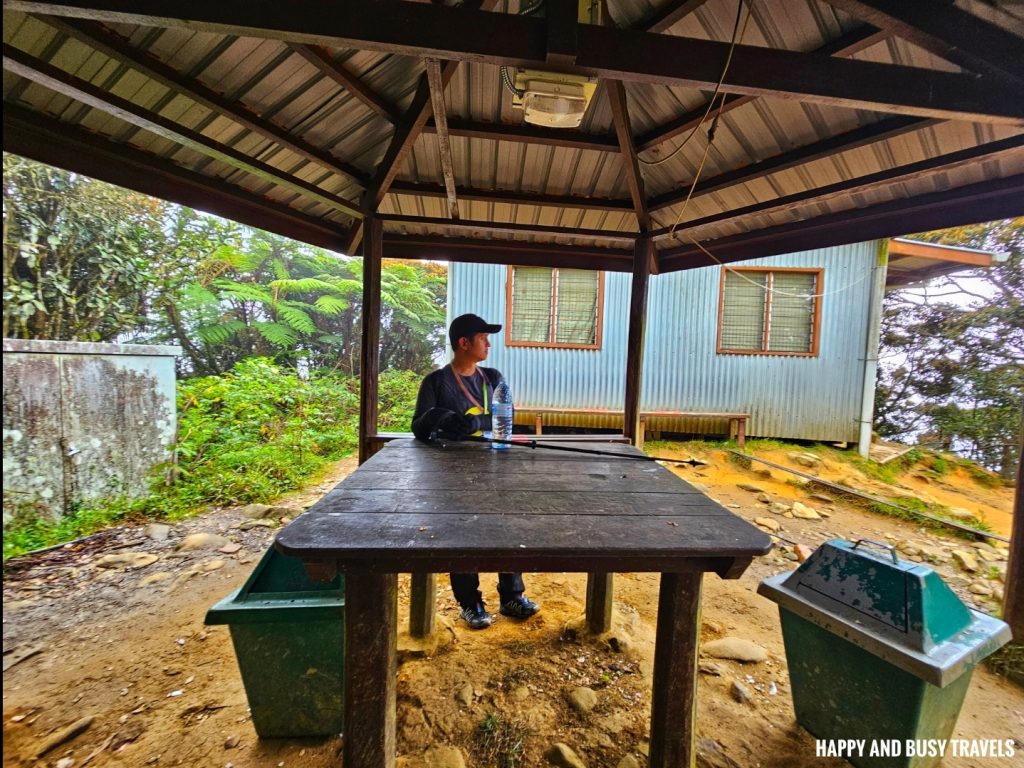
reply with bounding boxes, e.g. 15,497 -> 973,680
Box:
437,410 -> 480,438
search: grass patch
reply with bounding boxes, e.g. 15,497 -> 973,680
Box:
2,497 -> 139,561
503,640 -> 537,657
471,713 -> 529,768
986,642 -> 1024,689
864,495 -> 993,540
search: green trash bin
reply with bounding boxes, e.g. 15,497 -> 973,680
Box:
205,546 -> 345,738
758,538 -> 1010,768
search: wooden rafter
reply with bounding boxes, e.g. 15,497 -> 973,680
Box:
424,58 -> 459,220
382,234 -> 634,272
636,0 -> 710,34
607,80 -> 651,233
388,180 -> 634,213
650,115 -> 936,212
10,0 -> 1022,124
423,117 -> 618,152
379,214 -> 636,243
38,15 -> 368,187
652,134 -> 1024,240
659,174 -> 1024,271
2,44 -> 366,219
824,0 -> 1024,86
3,104 -> 351,251
637,24 -> 893,153
288,43 -> 402,123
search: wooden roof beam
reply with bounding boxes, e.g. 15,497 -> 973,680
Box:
637,24 -> 894,153
38,15 -> 368,187
422,117 -> 619,152
382,234 -> 634,272
288,43 -> 403,124
651,134 -> 1024,241
3,104 -> 352,252
824,0 -> 1024,86
2,44 -> 365,219
658,174 -> 1024,271
11,0 -> 1022,124
424,58 -> 459,220
635,0 -> 712,34
388,180 -> 634,213
379,214 -> 636,243
650,114 -> 937,212
607,80 -> 651,232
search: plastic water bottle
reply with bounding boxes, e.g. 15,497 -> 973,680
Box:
491,379 -> 514,450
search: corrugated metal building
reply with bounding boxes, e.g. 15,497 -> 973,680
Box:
450,240 -> 883,444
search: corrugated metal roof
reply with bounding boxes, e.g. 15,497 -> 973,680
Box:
3,0 -> 1022,262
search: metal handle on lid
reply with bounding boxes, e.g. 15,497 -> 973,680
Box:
851,539 -> 899,564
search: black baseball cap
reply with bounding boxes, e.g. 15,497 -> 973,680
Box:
449,313 -> 502,348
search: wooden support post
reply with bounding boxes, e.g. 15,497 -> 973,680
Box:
637,417 -> 646,450
1002,415 -> 1024,640
624,235 -> 652,444
358,216 -> 383,465
586,572 -> 614,635
344,572 -> 397,768
737,417 -> 747,452
649,571 -> 702,768
535,414 -> 543,436
409,573 -> 437,638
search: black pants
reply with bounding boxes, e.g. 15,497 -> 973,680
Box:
450,572 -> 525,608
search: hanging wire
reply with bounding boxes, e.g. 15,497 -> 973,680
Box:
638,0 -> 751,168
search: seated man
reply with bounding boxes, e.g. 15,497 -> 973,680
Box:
411,313 -> 540,629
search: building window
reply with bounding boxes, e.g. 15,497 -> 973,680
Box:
506,266 -> 603,348
717,268 -> 822,356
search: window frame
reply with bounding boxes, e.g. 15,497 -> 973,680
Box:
716,266 -> 823,357
504,266 -> 605,350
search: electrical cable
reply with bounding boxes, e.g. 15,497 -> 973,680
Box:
500,0 -> 546,98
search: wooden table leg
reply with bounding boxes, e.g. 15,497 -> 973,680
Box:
649,572 -> 702,768
345,572 -> 397,768
409,572 -> 436,638
586,572 -> 614,634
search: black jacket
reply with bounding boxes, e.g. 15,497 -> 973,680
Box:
411,365 -> 503,442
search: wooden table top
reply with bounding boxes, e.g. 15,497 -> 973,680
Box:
275,439 -> 772,574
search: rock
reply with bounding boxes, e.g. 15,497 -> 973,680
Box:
545,743 -> 586,768
511,685 -> 530,701
794,544 -> 814,563
756,492 -> 771,504
697,738 -> 742,768
177,533 -> 229,551
895,540 -> 921,557
788,452 -> 821,469
790,502 -> 820,520
951,550 -> 979,573
730,680 -> 753,705
454,682 -> 473,708
241,503 -> 273,519
218,543 -> 243,555
234,519 -> 278,531
196,559 -> 225,573
225,735 -> 240,749
737,483 -> 764,494
617,756 -> 642,768
969,581 -> 994,596
809,493 -> 833,504
424,746 -> 466,768
96,552 -> 159,569
146,523 -> 171,541
992,585 -> 1005,601
702,637 -> 767,663
567,687 -> 598,714
36,715 -> 94,757
753,469 -> 773,480
948,508 -> 977,522
56,759 -> 75,768
699,661 -> 724,676
769,502 -> 790,516
818,509 -> 832,518
137,572 -> 172,588
753,517 -> 781,533
975,549 -> 1002,563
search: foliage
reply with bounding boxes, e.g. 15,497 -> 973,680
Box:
986,642 -> 1024,688
874,218 -> 1023,478
3,361 -> 424,561
472,713 -> 529,768
2,153 -> 166,340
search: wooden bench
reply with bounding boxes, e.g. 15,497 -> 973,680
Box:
519,408 -> 749,450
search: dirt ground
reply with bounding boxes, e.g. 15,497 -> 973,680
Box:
3,444 -> 1022,768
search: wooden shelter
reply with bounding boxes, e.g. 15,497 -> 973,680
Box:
3,0 -> 1023,647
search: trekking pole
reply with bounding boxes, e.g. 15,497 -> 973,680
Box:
431,432 -> 706,466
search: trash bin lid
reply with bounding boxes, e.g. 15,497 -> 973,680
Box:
758,538 -> 1010,687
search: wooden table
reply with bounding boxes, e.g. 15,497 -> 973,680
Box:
275,438 -> 771,768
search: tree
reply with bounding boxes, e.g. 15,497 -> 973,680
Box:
2,153 -> 165,341
875,218 -> 1023,478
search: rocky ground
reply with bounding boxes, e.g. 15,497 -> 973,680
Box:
3,445 -> 1022,768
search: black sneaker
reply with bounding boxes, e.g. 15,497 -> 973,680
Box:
499,595 -> 540,619
460,602 -> 493,629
